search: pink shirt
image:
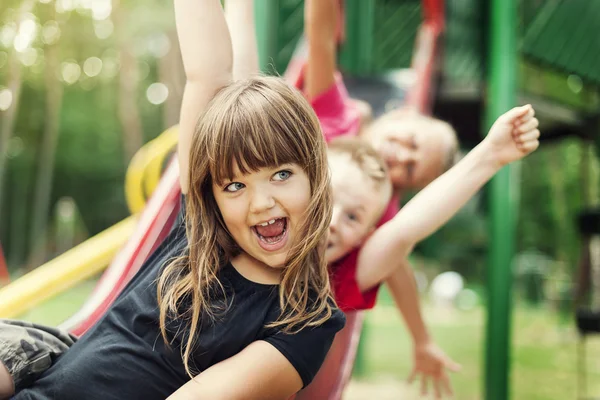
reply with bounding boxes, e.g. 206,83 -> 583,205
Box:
293,69 -> 362,143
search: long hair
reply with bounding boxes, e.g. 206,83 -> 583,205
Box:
157,76 -> 333,377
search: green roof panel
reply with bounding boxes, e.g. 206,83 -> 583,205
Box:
521,0 -> 600,86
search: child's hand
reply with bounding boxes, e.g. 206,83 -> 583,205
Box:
408,341 -> 461,399
484,104 -> 540,166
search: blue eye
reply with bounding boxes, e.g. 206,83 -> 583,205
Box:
224,182 -> 245,192
273,170 -> 292,181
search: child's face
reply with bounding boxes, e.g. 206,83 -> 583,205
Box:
213,163 -> 311,270
326,153 -> 388,264
368,119 -> 450,190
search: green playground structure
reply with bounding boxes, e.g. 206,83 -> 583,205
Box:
253,1 -> 600,399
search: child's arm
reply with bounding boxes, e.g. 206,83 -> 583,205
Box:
176,0 -> 233,194
386,263 -> 460,398
225,0 -> 259,81
356,105 -> 540,291
304,0 -> 338,99
166,341 -> 302,400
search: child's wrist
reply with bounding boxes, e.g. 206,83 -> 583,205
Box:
477,139 -> 505,170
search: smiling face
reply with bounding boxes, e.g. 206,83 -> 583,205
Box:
325,139 -> 392,264
213,163 -> 311,270
367,115 -> 458,191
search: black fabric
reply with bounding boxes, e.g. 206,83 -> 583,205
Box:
14,198 -> 345,400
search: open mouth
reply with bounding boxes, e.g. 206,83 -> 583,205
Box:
252,217 -> 288,251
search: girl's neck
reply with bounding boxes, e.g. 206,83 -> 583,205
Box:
230,252 -> 282,285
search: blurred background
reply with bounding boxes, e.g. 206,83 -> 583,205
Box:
1,0 -> 600,399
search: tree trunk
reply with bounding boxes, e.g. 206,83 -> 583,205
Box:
160,29 -> 185,128
28,40 -> 64,268
0,0 -> 34,223
0,51 -> 23,221
115,0 -> 144,165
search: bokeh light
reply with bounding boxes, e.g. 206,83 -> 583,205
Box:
83,56 -> 103,77
18,47 -> 39,66
93,19 -> 113,39
0,24 -> 17,48
91,0 -> 112,21
56,0 -> 76,14
146,33 -> 171,58
146,83 -> 169,105
0,88 -> 13,111
14,16 -> 38,52
61,61 -> 82,85
42,21 -> 61,45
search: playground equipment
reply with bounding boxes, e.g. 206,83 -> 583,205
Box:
1,1 -> 598,399
574,209 -> 600,400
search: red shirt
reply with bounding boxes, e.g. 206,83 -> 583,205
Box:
295,69 -> 400,311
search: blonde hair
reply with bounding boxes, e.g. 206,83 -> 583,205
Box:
366,111 -> 459,173
157,76 -> 334,377
328,137 -> 392,220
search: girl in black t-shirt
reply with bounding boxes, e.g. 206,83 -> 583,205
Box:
0,0 -> 344,399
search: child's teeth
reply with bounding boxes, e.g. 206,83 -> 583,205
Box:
259,222 -> 268,227
268,219 -> 276,225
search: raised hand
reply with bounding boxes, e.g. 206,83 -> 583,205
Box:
484,104 -> 540,166
408,341 -> 461,399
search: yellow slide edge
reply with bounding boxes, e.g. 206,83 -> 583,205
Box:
0,216 -> 137,318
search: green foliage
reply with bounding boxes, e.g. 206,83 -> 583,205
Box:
0,0 -> 175,269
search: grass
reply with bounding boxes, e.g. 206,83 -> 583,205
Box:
347,288 -> 600,400
17,278 -> 99,326
17,281 -> 600,399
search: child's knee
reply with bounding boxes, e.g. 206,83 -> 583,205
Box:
0,320 -> 75,392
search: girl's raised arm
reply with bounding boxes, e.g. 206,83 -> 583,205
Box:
225,0 -> 260,81
166,341 -> 303,400
304,0 -> 338,99
175,0 -> 233,194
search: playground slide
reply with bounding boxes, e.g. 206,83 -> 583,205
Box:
63,162 -> 180,335
0,216 -> 137,318
0,127 -> 179,326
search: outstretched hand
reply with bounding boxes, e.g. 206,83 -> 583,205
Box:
408,341 -> 461,399
484,104 -> 540,166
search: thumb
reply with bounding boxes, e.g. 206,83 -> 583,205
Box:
501,104 -> 531,124
444,357 -> 462,373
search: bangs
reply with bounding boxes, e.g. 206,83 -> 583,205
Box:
204,79 -> 317,186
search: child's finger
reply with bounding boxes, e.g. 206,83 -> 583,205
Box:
444,357 -> 462,373
421,376 -> 429,396
516,129 -> 540,144
433,379 -> 443,399
517,117 -> 538,134
519,140 -> 540,153
517,107 -> 535,124
503,105 -> 532,124
441,372 -> 454,397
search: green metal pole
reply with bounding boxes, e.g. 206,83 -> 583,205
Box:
254,0 -> 279,73
484,0 -> 518,398
339,0 -> 375,75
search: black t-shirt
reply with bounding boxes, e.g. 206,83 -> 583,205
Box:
14,200 -> 345,400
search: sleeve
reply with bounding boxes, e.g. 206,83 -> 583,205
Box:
310,73 -> 361,143
263,308 -> 346,388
